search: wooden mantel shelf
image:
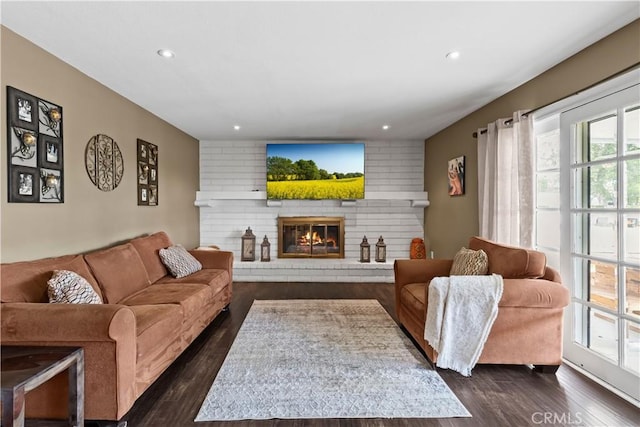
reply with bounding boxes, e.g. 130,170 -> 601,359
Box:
194,191 -> 429,208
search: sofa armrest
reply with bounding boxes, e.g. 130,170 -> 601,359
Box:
394,259 -> 453,287
1,303 -> 138,420
393,259 -> 453,324
189,250 -> 234,280
542,266 -> 562,283
1,302 -> 135,342
394,259 -> 453,311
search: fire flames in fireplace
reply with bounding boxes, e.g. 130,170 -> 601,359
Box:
299,231 -> 337,247
278,216 -> 344,258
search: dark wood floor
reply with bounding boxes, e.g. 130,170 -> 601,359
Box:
105,283 -> 638,426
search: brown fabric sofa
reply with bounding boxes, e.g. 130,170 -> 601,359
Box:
0,231 -> 233,421
394,236 -> 569,372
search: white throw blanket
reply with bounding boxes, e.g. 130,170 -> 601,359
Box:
424,274 -> 504,376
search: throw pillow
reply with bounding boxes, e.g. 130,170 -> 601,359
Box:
450,247 -> 489,276
47,270 -> 103,304
159,245 -> 203,278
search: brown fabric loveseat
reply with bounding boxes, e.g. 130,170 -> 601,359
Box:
394,236 -> 570,373
0,231 -> 233,421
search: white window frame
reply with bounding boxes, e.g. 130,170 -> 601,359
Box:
533,68 -> 640,404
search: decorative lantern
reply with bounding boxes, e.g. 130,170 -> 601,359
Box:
260,235 -> 271,262
375,236 -> 386,263
360,236 -> 370,263
241,227 -> 256,261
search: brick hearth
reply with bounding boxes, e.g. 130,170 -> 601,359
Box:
233,258 -> 394,283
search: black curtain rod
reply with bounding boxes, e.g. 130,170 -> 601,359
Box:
473,112 -> 525,137
472,62 -> 640,139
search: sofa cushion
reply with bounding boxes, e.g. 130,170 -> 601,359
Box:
499,279 -> 569,309
159,245 -> 202,278
47,270 -> 103,304
156,269 -> 230,295
119,283 -> 212,321
1,255 -> 102,303
468,236 -> 546,279
450,247 -> 488,276
127,304 -> 182,363
85,243 -> 151,304
130,232 -> 172,283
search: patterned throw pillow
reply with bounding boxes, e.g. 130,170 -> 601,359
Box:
159,245 -> 203,278
450,247 -> 489,276
47,270 -> 103,304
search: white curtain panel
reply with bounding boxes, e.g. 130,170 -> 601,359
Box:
477,111 -> 534,247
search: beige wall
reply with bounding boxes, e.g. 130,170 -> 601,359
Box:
1,27 -> 200,262
424,19 -> 640,258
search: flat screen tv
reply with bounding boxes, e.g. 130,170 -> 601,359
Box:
266,142 -> 365,200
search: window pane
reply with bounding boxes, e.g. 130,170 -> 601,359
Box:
626,267 -> 640,318
590,307 -> 619,362
536,171 -> 559,208
573,258 -> 588,299
591,213 -> 618,259
590,260 -> 618,311
589,163 -> 618,208
536,129 -> 560,170
624,320 -> 640,375
625,106 -> 639,155
624,214 -> 640,264
624,158 -> 640,209
573,258 -> 618,305
589,114 -> 617,161
573,213 -> 618,260
536,210 -> 560,249
574,304 -> 619,362
573,165 -> 618,209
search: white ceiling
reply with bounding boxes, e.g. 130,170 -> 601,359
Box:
1,1 -> 638,141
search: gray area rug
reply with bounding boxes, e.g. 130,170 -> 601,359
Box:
195,299 -> 471,421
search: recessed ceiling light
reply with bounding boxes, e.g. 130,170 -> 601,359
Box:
233,125 -> 241,131
382,125 -> 390,130
446,51 -> 460,60
157,49 -> 175,59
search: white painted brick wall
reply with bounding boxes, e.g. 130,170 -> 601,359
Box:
198,140 -> 425,281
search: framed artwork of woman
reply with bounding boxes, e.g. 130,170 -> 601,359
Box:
448,156 -> 465,196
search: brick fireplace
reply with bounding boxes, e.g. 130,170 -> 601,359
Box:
196,140 -> 429,282
278,216 -> 344,258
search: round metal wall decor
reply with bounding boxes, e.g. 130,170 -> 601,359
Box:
85,134 -> 124,191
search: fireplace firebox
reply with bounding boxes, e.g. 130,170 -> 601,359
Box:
278,216 -> 344,258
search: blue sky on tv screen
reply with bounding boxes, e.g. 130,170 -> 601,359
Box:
266,143 -> 364,174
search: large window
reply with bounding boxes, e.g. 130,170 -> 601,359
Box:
570,104 -> 639,367
552,83 -> 640,402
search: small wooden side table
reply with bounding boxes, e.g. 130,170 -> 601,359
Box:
1,346 -> 84,427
